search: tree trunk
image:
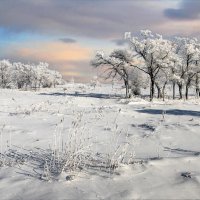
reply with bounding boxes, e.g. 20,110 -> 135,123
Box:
185,79 -> 191,100
126,84 -> 129,98
172,82 -> 176,100
185,85 -> 189,100
195,75 -> 199,98
162,82 -> 167,101
150,78 -> 155,101
178,84 -> 183,99
196,88 -> 200,98
155,83 -> 162,99
34,83 -> 37,91
124,80 -> 129,98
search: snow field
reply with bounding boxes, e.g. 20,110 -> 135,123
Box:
0,83 -> 200,199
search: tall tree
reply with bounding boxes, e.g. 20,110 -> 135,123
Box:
174,37 -> 200,99
126,30 -> 175,101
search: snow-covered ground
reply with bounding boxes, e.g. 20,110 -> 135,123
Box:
0,83 -> 200,199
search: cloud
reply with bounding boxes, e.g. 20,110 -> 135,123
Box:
0,0 -> 168,39
59,38 -> 76,43
111,39 -> 128,46
164,0 -> 200,20
16,42 -> 91,62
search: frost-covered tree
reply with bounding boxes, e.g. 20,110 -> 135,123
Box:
34,62 -> 51,88
90,30 -> 200,100
13,62 -> 41,89
51,70 -> 63,87
12,62 -> 37,89
91,49 -> 133,98
174,37 -> 200,99
167,55 -> 182,99
155,53 -> 181,100
0,60 -> 64,90
129,68 -> 147,96
0,60 -> 12,88
126,30 -> 175,101
31,62 -> 63,89
155,68 -> 171,100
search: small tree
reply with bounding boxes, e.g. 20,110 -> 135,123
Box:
129,68 -> 147,96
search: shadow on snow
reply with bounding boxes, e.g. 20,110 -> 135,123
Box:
39,92 -> 122,99
136,109 -> 200,117
164,147 -> 200,156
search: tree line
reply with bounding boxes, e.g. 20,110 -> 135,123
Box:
91,30 -> 200,101
0,60 -> 64,90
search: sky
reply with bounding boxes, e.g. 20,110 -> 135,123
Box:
0,0 -> 200,82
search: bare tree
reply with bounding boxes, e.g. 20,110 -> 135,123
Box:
91,49 -> 133,98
